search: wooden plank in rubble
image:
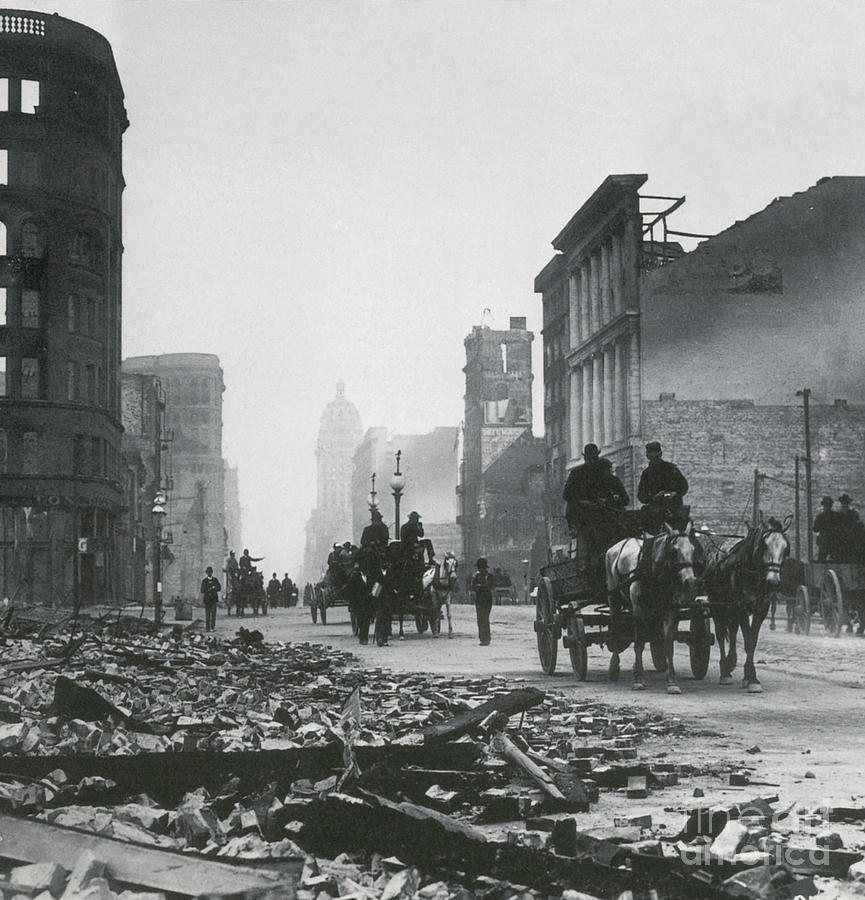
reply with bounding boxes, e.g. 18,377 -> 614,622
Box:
418,687 -> 545,744
0,813 -> 300,897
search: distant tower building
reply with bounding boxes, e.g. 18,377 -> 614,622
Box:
123,354 -> 226,601
458,317 -> 546,588
302,380 -> 362,581
223,462 -> 242,556
0,11 -> 128,604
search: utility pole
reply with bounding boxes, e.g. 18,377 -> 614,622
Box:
197,481 -> 207,578
796,388 -> 813,563
752,469 -> 761,528
794,455 -> 801,560
152,382 -> 166,625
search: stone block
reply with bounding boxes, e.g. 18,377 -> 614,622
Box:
10,863 -> 67,897
710,821 -> 750,860
60,852 -> 106,900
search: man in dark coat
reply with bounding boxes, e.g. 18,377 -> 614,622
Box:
361,508 -> 390,549
223,551 -> 239,614
814,496 -> 838,562
200,566 -> 221,632
563,443 -> 629,552
267,573 -> 282,609
472,557 -> 494,646
400,511 -> 435,566
637,441 -> 689,533
835,494 -> 864,563
281,573 -> 294,607
239,548 -> 264,575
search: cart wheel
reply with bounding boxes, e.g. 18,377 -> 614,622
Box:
650,639 -> 667,673
350,609 -> 358,635
820,570 -> 843,637
429,604 -> 441,636
415,610 -> 428,633
536,581 -> 558,675
609,651 -> 620,682
689,612 -> 711,680
794,585 -> 811,635
310,598 -> 318,624
568,618 -> 588,681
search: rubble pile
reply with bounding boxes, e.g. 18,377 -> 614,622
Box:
1,623 -> 864,898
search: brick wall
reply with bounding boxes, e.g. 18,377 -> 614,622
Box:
643,398 -> 865,547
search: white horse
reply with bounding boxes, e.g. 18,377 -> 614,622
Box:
432,553 -> 458,637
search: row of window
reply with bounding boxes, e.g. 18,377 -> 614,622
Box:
0,287 -> 108,336
0,354 -> 113,407
160,376 -> 222,407
0,428 -> 118,480
0,77 -> 39,115
0,219 -> 106,270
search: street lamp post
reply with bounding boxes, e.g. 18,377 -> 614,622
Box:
796,388 -> 813,562
522,558 -> 529,605
390,450 -> 405,541
152,493 -> 166,625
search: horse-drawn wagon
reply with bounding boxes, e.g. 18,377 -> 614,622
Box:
785,559 -> 865,637
534,510 -> 713,690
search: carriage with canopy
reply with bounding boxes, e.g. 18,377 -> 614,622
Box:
534,507 -> 713,682
782,558 -> 865,636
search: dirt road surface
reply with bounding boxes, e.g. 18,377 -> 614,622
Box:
214,603 -> 865,825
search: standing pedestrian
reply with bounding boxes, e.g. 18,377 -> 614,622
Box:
472,557 -> 494,646
267,572 -> 282,610
200,566 -> 221,632
281,573 -> 294,608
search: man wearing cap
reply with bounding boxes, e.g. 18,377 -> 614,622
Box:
200,566 -> 222,632
400,511 -> 436,566
814,496 -> 838,562
637,441 -> 689,534
563,444 -> 630,552
361,507 -> 390,550
472,557 -> 494,645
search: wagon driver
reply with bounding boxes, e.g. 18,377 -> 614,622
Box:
636,441 -> 689,581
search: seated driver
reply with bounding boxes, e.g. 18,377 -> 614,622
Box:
562,443 -> 629,554
400,511 -> 436,567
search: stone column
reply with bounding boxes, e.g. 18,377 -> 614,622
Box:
592,354 -> 603,448
570,366 -> 582,458
621,212 -> 639,311
600,241 -> 611,325
589,253 -> 600,336
568,271 -> 581,348
580,261 -> 591,339
581,360 -> 593,450
611,232 -> 623,317
628,327 -> 642,439
614,338 -> 627,443
603,345 -> 614,448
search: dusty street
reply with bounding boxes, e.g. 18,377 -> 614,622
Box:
214,603 -> 865,816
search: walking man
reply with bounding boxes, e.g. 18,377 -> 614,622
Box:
281,573 -> 294,607
472,557 -> 494,646
200,566 -> 221,632
267,572 -> 282,610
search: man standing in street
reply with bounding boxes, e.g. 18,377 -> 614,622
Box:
472,557 -> 494,646
267,572 -> 282,610
361,507 -> 390,549
281,573 -> 294,607
200,566 -> 221,632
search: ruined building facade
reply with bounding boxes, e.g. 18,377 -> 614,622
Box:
302,380 -> 362,583
0,10 -> 128,604
537,174 -> 865,545
457,318 -> 545,589
122,355 -> 226,601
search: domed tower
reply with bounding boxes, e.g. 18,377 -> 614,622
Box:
0,11 -> 128,604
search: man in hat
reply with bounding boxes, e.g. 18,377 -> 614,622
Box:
281,572 -> 295,607
814,496 -> 838,562
223,550 -> 240,615
563,443 -> 630,553
835,494 -> 863,563
472,557 -> 494,645
637,441 -> 689,533
400,511 -> 435,566
267,572 -> 282,610
200,566 -> 222,632
239,548 -> 264,575
361,507 -> 390,550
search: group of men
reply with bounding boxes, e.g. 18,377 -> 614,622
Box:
563,439 -> 689,556
814,494 -> 865,562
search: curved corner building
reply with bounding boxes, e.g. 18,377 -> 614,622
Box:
0,10 -> 128,604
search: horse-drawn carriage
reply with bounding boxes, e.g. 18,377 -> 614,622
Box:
783,559 -> 865,637
534,508 -> 713,691
309,568 -> 349,626
231,569 -> 266,616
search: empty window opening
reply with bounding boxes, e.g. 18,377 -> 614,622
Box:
21,80 -> 40,114
0,356 -> 6,396
0,149 -> 7,185
500,342 -> 508,373
21,358 -> 40,399
0,221 -> 6,255
0,78 -> 8,113
0,287 -> 6,326
21,290 -> 38,327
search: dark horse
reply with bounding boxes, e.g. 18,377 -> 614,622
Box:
606,520 -> 702,694
703,518 -> 790,693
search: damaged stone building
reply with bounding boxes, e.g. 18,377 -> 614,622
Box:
457,317 -> 546,590
536,174 -> 865,546
0,11 -> 128,604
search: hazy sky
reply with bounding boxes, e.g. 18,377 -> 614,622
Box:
26,0 -> 865,573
